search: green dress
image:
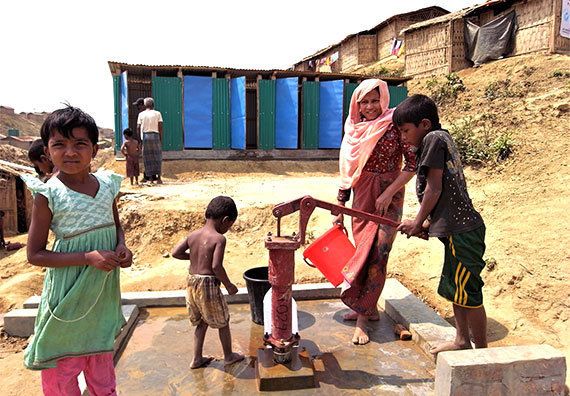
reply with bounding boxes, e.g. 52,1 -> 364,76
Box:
21,170 -> 126,370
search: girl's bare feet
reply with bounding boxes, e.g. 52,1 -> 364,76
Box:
343,310 -> 380,321
429,341 -> 472,355
190,356 -> 214,369
351,315 -> 370,345
224,352 -> 245,366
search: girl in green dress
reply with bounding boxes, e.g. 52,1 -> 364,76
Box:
23,106 -> 132,395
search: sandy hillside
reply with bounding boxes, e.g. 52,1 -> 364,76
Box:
0,54 -> 569,394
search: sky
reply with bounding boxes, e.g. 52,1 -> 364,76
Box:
1,0 -> 477,128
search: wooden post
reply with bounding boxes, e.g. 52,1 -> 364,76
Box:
446,21 -> 453,73
548,0 -> 560,53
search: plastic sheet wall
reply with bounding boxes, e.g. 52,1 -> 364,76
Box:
120,72 -> 129,147
230,77 -> 246,149
113,76 -> 122,152
319,80 -> 344,149
275,78 -> 299,149
184,76 -> 213,149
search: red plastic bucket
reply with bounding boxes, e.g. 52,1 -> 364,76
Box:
302,225 -> 356,287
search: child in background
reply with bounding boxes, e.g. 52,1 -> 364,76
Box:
395,94 -> 488,355
22,106 -> 132,395
172,196 -> 245,369
120,128 -> 140,185
28,139 -> 55,181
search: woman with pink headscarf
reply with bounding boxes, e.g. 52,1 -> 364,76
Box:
335,79 -> 417,345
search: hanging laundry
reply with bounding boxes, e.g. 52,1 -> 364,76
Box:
330,52 -> 339,64
309,60 -> 315,69
391,39 -> 403,56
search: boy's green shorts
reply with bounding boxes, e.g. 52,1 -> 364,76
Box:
437,225 -> 486,308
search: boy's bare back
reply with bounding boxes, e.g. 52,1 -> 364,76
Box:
121,139 -> 140,158
185,227 -> 226,276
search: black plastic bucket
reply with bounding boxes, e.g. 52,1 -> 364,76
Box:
243,267 -> 271,325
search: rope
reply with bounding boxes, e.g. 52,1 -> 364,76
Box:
45,269 -> 112,323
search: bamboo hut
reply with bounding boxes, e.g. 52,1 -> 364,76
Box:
403,0 -> 570,77
0,161 -> 34,236
294,6 -> 449,73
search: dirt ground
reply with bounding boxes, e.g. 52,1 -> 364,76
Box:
0,54 -> 568,394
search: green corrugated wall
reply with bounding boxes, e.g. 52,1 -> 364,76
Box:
213,78 -> 230,149
388,86 -> 408,108
344,82 -> 358,121
151,76 -> 183,151
113,75 -> 121,152
302,81 -> 319,149
258,79 -> 276,150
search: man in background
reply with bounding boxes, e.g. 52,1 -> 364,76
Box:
136,97 -> 163,184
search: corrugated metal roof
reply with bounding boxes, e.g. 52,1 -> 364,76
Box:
108,61 -> 411,84
402,0 -> 512,33
295,5 -> 450,65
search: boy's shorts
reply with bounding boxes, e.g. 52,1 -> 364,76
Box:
438,225 -> 486,308
186,274 -> 229,329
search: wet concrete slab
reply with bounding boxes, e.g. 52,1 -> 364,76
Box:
116,300 -> 435,395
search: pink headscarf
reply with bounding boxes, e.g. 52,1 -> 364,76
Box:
339,79 -> 393,190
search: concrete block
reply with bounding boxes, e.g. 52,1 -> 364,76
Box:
4,305 -> 139,340
23,295 -> 40,309
379,278 -> 455,357
114,305 -> 139,357
19,284 -> 341,309
256,348 -> 316,391
4,308 -> 37,337
121,290 -> 186,307
435,345 -> 567,396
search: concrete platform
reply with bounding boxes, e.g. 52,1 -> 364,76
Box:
115,301 -> 436,395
